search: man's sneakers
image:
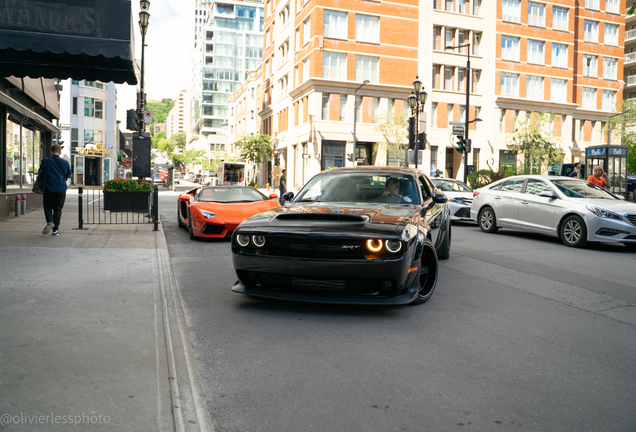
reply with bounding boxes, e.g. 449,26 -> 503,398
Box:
52,230 -> 60,236
42,222 -> 54,235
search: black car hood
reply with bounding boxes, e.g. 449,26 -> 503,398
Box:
238,202 -> 420,236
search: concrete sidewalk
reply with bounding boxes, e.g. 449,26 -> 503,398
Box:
0,193 -> 213,432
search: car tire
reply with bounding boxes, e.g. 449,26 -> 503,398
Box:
560,215 -> 587,248
411,240 -> 439,305
623,242 -> 636,251
436,221 -> 451,260
188,211 -> 196,240
177,207 -> 185,228
478,206 -> 499,233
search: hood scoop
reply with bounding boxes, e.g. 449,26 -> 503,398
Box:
276,213 -> 365,222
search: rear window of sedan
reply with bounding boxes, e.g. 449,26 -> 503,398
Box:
500,178 -> 525,192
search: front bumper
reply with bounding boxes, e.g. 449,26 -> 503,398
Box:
586,215 -> 636,243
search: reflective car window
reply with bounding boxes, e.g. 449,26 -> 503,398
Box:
419,177 -> 431,200
524,179 -> 553,195
500,178 -> 525,192
551,179 -> 619,199
432,179 -> 472,192
199,187 -> 267,203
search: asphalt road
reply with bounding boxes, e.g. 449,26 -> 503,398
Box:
158,186 -> 636,432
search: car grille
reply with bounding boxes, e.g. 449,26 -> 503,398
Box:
453,207 -> 471,218
202,223 -> 226,235
242,236 -> 399,259
237,270 -> 395,296
626,214 -> 636,227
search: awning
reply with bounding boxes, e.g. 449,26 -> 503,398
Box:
0,0 -> 137,85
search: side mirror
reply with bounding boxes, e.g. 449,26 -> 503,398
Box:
432,193 -> 448,204
617,194 -> 626,201
269,193 -> 278,200
283,191 -> 294,201
539,191 -> 557,199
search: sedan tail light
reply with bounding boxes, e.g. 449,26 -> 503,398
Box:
473,191 -> 480,198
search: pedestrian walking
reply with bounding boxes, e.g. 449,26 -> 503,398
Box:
586,166 -> 610,190
279,169 -> 287,205
40,144 -> 71,236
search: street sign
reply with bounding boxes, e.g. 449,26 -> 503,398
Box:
450,134 -> 459,147
449,121 -> 465,126
144,110 -> 153,124
59,123 -> 71,131
452,126 -> 464,136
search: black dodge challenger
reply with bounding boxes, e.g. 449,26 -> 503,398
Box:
231,166 -> 451,305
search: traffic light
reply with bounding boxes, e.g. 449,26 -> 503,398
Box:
417,132 -> 426,150
464,139 -> 471,154
347,153 -> 355,162
408,117 -> 416,150
126,109 -> 138,131
273,150 -> 280,166
456,137 -> 465,154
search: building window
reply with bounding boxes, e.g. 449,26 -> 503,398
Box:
355,14 -> 379,43
602,90 -> 616,112
551,79 -> 567,103
444,66 -> 453,90
527,2 -> 545,27
604,23 -> 619,46
473,148 -> 480,169
474,106 -> 481,131
499,150 -> 517,171
303,17 -> 310,45
323,10 -> 347,39
84,97 -> 94,117
71,128 -> 78,148
551,43 -> 568,68
604,58 -> 618,80
458,68 -> 465,92
526,75 -> 543,100
472,70 -> 480,93
355,96 -> 362,122
323,51 -> 347,80
527,39 -> 544,64
605,0 -> 619,13
322,93 -> 330,119
459,105 -> 465,124
95,100 -> 103,119
499,109 -> 506,133
432,65 -> 438,89
500,72 -> 519,97
446,104 -> 453,128
303,57 -> 310,82
355,55 -> 379,82
580,120 -> 585,141
473,0 -> 481,16
387,98 -> 394,115
431,102 -> 438,128
584,20 -> 598,43
584,0 -> 599,10
72,97 -> 77,115
458,0 -> 465,13
430,146 -> 438,176
339,95 -> 347,121
583,55 -> 597,77
501,35 -> 520,61
582,87 -> 596,110
502,0 -> 521,23
445,0 -> 453,12
552,6 -> 568,31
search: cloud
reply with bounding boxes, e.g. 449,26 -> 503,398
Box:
132,0 -> 189,101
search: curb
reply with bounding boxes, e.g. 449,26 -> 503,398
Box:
154,217 -> 214,432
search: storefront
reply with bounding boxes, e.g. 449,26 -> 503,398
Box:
72,147 -> 111,186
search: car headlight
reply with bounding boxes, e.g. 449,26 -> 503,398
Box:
451,198 -> 466,205
366,239 -> 383,252
385,239 -> 402,253
252,235 -> 266,247
200,210 -> 216,219
236,234 -> 251,247
586,205 -> 622,221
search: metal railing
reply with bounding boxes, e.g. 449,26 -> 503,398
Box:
76,186 -> 159,230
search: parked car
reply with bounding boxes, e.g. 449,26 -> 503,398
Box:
627,175 -> 636,194
231,166 -> 451,305
470,175 -> 636,249
431,178 -> 474,222
177,185 -> 280,239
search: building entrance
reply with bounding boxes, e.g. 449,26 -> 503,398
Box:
85,157 -> 101,186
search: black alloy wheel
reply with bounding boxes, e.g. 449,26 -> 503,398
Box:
411,240 -> 439,305
188,210 -> 196,240
478,206 -> 499,233
560,215 -> 587,248
436,221 -> 451,260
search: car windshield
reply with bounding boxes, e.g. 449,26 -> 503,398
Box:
432,179 -> 472,192
198,187 -> 267,203
551,179 -> 618,199
294,172 -> 419,205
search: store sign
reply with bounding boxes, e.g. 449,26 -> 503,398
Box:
610,147 -> 627,156
586,148 -> 605,157
76,147 -> 110,155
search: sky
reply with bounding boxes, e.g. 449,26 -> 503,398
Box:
131,0 -> 189,102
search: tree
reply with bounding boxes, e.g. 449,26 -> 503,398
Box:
507,112 -> 564,174
157,138 -> 174,155
171,149 -> 206,170
605,100 -> 636,174
373,112 -> 409,167
233,134 -> 274,184
151,131 -> 166,149
171,132 -> 186,153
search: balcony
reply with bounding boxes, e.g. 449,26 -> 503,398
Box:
625,52 -> 636,66
627,29 -> 636,43
625,75 -> 636,88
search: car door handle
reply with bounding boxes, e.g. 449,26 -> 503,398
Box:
494,196 -> 501,199
521,201 -> 529,204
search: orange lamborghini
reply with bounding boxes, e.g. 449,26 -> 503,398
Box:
178,186 -> 280,239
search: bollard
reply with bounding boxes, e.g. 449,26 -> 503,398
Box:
77,187 -> 84,229
21,194 -> 26,215
15,195 -> 20,217
153,185 -> 159,231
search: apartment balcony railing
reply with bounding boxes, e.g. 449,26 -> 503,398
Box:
627,29 -> 636,42
625,52 -> 636,65
625,75 -> 636,87
624,98 -> 636,104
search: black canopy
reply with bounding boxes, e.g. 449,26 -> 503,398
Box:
0,0 -> 137,85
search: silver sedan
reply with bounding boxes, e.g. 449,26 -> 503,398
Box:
431,178 -> 474,222
470,175 -> 636,249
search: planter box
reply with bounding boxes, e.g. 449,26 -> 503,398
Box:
103,191 -> 150,212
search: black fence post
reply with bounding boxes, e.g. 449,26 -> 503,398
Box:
153,185 -> 159,231
73,187 -> 88,230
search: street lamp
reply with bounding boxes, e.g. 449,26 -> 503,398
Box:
407,76 -> 428,168
138,0 -> 151,135
445,42 -> 471,183
607,109 -> 632,146
352,80 -> 370,160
